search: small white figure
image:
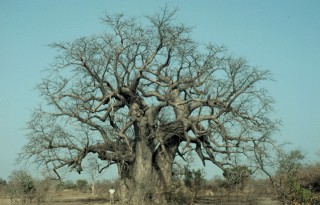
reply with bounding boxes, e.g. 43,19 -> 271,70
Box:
109,187 -> 116,204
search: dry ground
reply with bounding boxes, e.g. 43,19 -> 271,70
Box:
0,189 -> 280,205
0,190 -> 112,205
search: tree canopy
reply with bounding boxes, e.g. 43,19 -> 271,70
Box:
20,8 -> 279,202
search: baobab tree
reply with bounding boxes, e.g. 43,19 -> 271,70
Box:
20,8 -> 278,203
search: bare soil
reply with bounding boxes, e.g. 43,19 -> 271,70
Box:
0,190 -> 111,205
0,190 -> 280,205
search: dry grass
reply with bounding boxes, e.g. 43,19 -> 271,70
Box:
0,189 -> 112,205
0,189 -> 280,205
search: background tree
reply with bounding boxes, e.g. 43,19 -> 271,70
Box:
0,178 -> 6,186
33,178 -> 51,205
184,168 -> 205,202
223,166 -> 252,190
273,149 -> 313,204
7,170 -> 36,205
85,155 -> 104,195
61,180 -> 77,190
277,149 -> 305,174
20,8 -> 278,203
0,177 -> 7,197
297,164 -> 320,194
76,179 -> 88,192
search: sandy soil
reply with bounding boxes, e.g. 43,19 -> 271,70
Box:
0,190 -> 111,205
0,190 -> 280,205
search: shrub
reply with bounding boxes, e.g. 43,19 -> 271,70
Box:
7,170 -> 36,205
0,177 -> 7,185
76,179 -> 88,192
33,179 -> 51,204
223,166 -> 252,190
164,180 -> 192,204
94,180 -> 114,196
63,180 -> 77,190
289,177 -> 313,204
296,164 -> 320,193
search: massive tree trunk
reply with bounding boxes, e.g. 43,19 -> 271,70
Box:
117,120 -> 179,203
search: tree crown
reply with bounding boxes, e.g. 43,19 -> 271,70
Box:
20,8 -> 278,178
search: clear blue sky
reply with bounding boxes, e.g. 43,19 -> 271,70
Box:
1,0 -> 320,180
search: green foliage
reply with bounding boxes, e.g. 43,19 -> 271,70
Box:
184,168 -> 205,191
273,150 -> 320,204
0,177 -> 7,192
76,179 -> 88,192
0,177 -> 7,185
63,180 -> 77,189
54,180 -> 77,191
288,177 -> 313,204
164,168 -> 205,204
296,164 -> 320,193
185,168 -> 205,202
223,166 -> 252,189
